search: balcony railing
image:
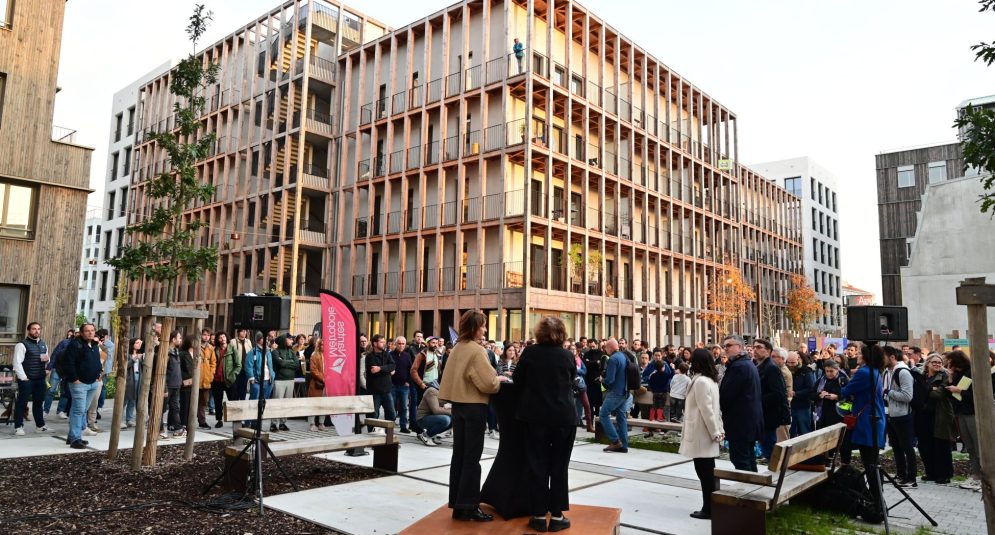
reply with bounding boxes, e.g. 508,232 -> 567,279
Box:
375,97 -> 388,121
406,145 -> 421,169
446,72 -> 461,97
359,103 -> 373,125
52,126 -> 78,144
425,140 -> 440,165
427,78 -> 442,103
392,90 -> 407,115
358,159 -> 370,180
443,135 -> 459,161
409,85 -> 423,109
373,154 -> 386,177
464,129 -> 481,156
465,65 -> 482,92
389,150 -> 404,174
309,56 -> 336,83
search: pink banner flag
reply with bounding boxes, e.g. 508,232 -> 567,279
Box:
320,290 -> 358,397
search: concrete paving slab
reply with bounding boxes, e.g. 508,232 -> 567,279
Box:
51,428 -> 228,452
571,478 -> 711,535
649,457 -> 736,481
265,474 -> 450,535
568,442 -> 688,472
406,459 -> 616,492
0,434 -> 88,458
315,441 -> 492,473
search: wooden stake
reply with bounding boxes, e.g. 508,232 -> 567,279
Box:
131,316 -> 159,471
107,316 -> 131,459
142,316 -> 175,467
184,317 -> 205,460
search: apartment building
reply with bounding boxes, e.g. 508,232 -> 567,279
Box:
0,0 -> 92,355
751,157 -> 843,335
128,0 -> 387,334
78,215 -> 103,324
739,166 -> 803,338
336,0 -> 743,344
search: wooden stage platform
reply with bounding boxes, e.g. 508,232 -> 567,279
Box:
400,503 -> 621,535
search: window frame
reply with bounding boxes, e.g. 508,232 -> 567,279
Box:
0,178 -> 39,239
0,284 -> 28,342
0,0 -> 12,30
927,161 -> 946,184
897,165 -> 915,188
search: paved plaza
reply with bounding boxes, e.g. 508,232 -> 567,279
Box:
0,410 -> 986,534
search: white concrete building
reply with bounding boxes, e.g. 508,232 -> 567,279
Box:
750,156 -> 843,334
93,62 -> 171,329
901,175 -> 995,336
77,215 -> 103,325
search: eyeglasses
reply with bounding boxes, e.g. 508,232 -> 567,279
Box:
753,345 -> 766,350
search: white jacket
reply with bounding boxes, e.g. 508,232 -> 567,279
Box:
678,375 -> 724,459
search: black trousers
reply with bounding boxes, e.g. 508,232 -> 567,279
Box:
450,402 -> 488,510
525,423 -> 576,516
915,412 -> 953,481
886,414 -> 917,481
859,446 -> 882,504
727,438 -> 757,472
211,381 -> 227,422
179,387 -> 192,430
692,457 -> 716,515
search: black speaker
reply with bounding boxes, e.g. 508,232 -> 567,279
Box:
846,306 -> 908,342
232,295 -> 291,332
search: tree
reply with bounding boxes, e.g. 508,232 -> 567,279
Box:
74,311 -> 87,327
953,0 -> 995,216
786,274 -> 823,334
699,263 -> 755,335
106,5 -> 220,306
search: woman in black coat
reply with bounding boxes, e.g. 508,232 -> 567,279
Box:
512,316 -> 577,533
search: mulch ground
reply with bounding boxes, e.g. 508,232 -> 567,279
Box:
0,440 -> 384,534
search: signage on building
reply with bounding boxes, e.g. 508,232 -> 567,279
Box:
943,338 -> 970,355
718,159 -> 733,170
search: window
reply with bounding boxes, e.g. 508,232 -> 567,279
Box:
111,152 -> 119,180
107,191 -> 115,220
811,208 -> 817,230
928,161 -> 946,184
0,73 -> 6,127
818,183 -> 824,205
897,165 -> 915,188
832,219 -> 838,241
114,113 -> 123,142
810,178 -> 815,200
0,285 -> 28,341
99,271 -> 108,301
814,269 -> 820,292
104,231 -> 111,259
812,238 -> 818,261
0,0 -> 12,29
118,187 -> 127,217
831,192 -> 837,213
123,146 -> 131,176
783,177 -> 801,198
819,212 -> 824,234
127,107 -> 135,135
0,179 -> 38,239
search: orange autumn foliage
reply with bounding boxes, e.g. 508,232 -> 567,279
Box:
786,273 -> 824,332
699,264 -> 755,332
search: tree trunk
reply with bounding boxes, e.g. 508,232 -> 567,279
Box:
107,316 -> 131,459
184,318 -> 205,460
142,316 -> 175,467
131,316 -> 160,471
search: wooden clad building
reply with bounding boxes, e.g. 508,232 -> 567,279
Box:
0,0 -> 92,358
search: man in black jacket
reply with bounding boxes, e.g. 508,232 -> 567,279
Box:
365,335 -> 396,428
719,335 -> 763,472
63,324 -> 102,449
753,339 -> 789,461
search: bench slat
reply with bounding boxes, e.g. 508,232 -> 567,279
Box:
234,428 -> 270,441
365,418 -> 395,429
713,468 -> 774,486
769,423 -> 845,471
713,469 -> 829,509
223,395 -> 374,422
224,435 -> 398,458
627,418 -> 683,431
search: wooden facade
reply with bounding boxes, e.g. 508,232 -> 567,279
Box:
875,142 -> 962,306
0,0 -> 92,359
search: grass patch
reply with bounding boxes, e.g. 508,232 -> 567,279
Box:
768,504 -> 864,534
952,474 -> 967,482
581,434 -> 682,454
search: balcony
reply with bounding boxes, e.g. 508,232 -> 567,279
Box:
465,65 -> 482,92
389,149 -> 404,174
308,56 -> 336,84
301,164 -> 329,190
446,72 -> 461,97
427,78 -> 442,103
408,85 -> 423,109
305,108 -> 334,136
52,126 -> 78,144
406,145 -> 421,169
297,228 -> 326,246
391,90 -> 407,115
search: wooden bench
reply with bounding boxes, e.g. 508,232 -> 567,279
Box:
221,395 -> 399,491
710,423 -> 847,535
594,417 -> 682,443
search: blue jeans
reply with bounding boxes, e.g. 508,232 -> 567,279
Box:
125,399 -> 136,423
98,375 -> 109,409
599,392 -> 632,448
418,414 -> 452,437
372,392 -> 396,421
392,384 -> 411,428
790,406 -> 813,437
68,381 -> 101,443
15,377 -> 47,428
45,370 -> 60,413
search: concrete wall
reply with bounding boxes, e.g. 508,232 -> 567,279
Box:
901,175 -> 995,335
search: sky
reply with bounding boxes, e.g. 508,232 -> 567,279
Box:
53,0 -> 995,301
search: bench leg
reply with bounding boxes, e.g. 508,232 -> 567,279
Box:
223,452 -> 251,493
372,443 -> 399,472
711,498 -> 766,535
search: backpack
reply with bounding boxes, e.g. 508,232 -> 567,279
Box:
902,367 -> 928,412
53,339 -> 75,377
625,360 -> 643,393
796,464 -> 883,524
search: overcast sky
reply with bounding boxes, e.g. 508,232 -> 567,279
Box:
53,0 -> 994,300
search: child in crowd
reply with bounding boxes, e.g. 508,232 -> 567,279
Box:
669,363 -> 690,422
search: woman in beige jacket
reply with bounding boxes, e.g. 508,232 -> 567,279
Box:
438,310 -> 509,522
679,348 -> 725,521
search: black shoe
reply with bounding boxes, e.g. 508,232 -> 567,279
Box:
936,479 -> 951,485
270,423 -> 278,432
548,516 -> 571,532
199,423 -> 211,430
453,508 -> 494,522
70,440 -> 86,449
278,423 -> 290,431
528,516 -> 548,532
690,510 -> 711,520
96,412 -> 101,420
603,440 -> 625,453
214,421 -> 224,428
400,428 -> 411,434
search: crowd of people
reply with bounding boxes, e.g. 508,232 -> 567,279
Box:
9,317 -> 995,525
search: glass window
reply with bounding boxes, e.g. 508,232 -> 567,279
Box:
927,161 -> 946,184
0,285 -> 28,341
783,177 -> 801,198
810,178 -> 815,200
0,0 -> 11,29
0,73 -> 6,127
0,180 -> 37,239
831,192 -> 837,213
897,165 -> 915,188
